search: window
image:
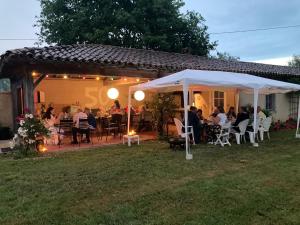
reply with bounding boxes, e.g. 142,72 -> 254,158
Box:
266,94 -> 276,111
0,79 -> 11,93
214,91 -> 224,108
289,92 -> 299,119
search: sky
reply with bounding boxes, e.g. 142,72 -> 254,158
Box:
1,0 -> 300,65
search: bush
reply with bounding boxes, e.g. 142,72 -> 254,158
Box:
11,114 -> 49,157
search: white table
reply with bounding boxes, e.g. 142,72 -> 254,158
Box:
123,134 -> 140,146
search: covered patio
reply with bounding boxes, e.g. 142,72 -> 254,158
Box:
1,44 -> 300,151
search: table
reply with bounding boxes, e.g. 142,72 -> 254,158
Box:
123,134 -> 140,146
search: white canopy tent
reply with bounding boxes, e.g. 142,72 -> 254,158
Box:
128,69 -> 300,160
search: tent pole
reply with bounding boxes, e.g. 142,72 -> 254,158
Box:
296,95 -> 300,138
189,88 -> 193,106
183,81 -> 192,160
235,90 -> 240,114
127,88 -> 132,134
252,88 -> 259,147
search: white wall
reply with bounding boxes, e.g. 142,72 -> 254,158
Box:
239,93 -> 290,121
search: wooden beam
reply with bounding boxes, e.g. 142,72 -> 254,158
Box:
34,73 -> 46,89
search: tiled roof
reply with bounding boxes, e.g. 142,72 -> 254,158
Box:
1,44 -> 300,77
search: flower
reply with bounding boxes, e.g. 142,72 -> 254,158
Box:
25,114 -> 34,119
20,120 -> 25,126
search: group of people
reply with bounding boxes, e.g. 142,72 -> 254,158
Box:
42,106 -> 97,145
41,99 -> 148,145
185,105 -> 267,144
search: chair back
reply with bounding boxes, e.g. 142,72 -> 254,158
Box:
59,119 -> 73,133
221,122 -> 231,134
174,118 -> 183,136
79,119 -> 89,129
111,114 -> 122,125
144,111 -> 153,122
263,117 -> 272,131
238,119 -> 249,135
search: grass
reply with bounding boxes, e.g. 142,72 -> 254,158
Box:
0,130 -> 300,225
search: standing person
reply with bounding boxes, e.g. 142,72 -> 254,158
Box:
227,106 -> 237,122
72,108 -> 90,144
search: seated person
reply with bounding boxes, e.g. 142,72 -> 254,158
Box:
84,108 -> 97,129
58,106 -> 71,120
257,106 -> 266,123
43,107 -> 59,145
211,106 -> 227,126
72,108 -> 90,144
232,106 -> 249,132
206,106 -> 227,143
183,106 -> 201,144
227,106 -> 237,122
110,100 -> 122,115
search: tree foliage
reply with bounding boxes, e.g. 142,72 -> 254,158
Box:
212,52 -> 240,61
36,0 -> 216,56
288,55 -> 300,67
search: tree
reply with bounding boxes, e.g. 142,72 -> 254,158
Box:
288,55 -> 300,67
36,0 -> 216,56
211,52 -> 240,61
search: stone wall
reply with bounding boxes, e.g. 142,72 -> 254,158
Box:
0,93 -> 13,129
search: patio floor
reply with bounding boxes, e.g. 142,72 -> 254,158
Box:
45,132 -> 157,152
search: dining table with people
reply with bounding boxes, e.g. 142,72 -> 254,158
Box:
178,105 -> 269,145
39,101 -> 153,146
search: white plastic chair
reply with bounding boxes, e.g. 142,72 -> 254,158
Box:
259,117 -> 272,141
232,119 -> 249,145
215,122 -> 232,147
173,118 -> 195,145
247,118 -> 260,144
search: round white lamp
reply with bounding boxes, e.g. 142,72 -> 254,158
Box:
107,88 -> 119,100
134,91 -> 145,101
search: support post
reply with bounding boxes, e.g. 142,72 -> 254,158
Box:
252,88 -> 259,147
183,81 -> 192,160
235,90 -> 240,114
296,96 -> 300,138
127,88 -> 132,134
189,89 -> 193,106
34,74 -> 47,89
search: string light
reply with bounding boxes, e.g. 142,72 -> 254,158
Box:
63,75 -> 68,79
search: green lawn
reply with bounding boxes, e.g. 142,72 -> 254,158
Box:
0,131 -> 300,225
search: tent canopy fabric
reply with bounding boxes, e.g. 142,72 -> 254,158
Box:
130,69 -> 300,94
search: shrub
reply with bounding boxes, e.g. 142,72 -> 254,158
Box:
11,114 -> 49,157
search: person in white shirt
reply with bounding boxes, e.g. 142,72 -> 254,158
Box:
42,107 -> 60,145
212,106 -> 227,126
257,106 -> 266,123
72,108 -> 90,144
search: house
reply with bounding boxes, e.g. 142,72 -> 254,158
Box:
1,44 -> 300,130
